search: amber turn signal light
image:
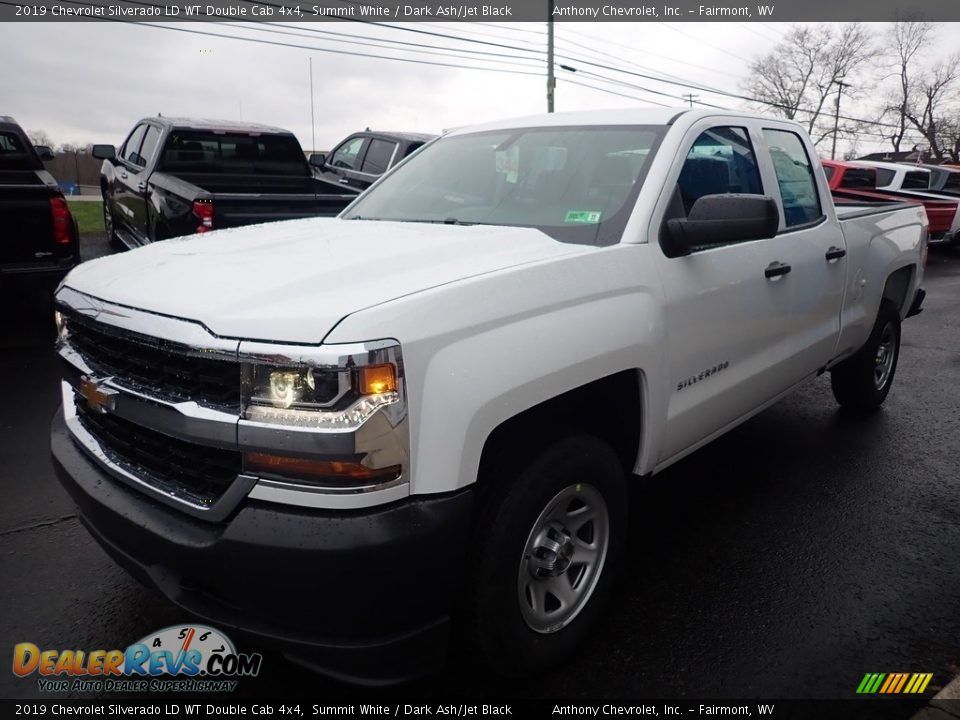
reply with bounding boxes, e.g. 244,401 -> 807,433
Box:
357,363 -> 397,395
245,452 -> 401,485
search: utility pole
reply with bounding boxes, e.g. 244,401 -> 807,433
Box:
547,0 -> 555,112
683,93 -> 699,107
309,57 -> 317,154
831,79 -> 850,160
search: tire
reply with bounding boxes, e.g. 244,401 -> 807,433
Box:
830,299 -> 901,411
465,435 -> 627,678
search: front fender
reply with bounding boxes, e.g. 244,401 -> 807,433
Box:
325,245 -> 668,495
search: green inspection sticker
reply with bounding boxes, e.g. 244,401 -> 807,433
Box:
564,210 -> 602,224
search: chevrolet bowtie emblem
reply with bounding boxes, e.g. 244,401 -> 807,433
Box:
79,377 -> 117,414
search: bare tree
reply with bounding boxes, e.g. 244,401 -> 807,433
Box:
744,23 -> 877,147
882,20 -> 934,154
27,129 -> 53,147
906,55 -> 960,160
880,21 -> 960,160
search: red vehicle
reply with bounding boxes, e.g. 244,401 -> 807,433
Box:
822,159 -> 958,244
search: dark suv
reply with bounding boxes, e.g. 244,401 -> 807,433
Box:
310,130 -> 436,192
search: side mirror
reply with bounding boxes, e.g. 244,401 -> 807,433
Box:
308,153 -> 326,169
663,194 -> 779,257
92,144 -> 116,160
35,145 -> 55,161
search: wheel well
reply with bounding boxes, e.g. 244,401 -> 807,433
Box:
882,266 -> 914,316
476,370 -> 642,490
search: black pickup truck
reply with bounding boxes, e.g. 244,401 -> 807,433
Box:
0,116 -> 80,289
94,117 -> 357,247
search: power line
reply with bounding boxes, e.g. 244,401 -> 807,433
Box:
558,77 -> 672,107
660,23 -> 753,63
557,27 -> 744,80
216,21 -> 544,69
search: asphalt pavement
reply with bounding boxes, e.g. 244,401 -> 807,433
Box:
1,233 -> 958,703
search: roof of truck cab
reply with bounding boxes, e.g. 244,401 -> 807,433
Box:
367,131 -> 436,142
443,108 -> 804,136
851,159 -> 930,174
138,117 -> 295,135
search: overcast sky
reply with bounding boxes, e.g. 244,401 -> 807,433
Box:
2,21 -> 958,155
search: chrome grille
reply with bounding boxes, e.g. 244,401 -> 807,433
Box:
62,311 -> 240,411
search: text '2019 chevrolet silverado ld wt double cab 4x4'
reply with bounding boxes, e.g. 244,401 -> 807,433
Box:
51,109 -> 926,684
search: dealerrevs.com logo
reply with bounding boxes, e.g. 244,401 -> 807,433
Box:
12,624 -> 262,693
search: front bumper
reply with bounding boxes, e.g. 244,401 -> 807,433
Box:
51,408 -> 474,685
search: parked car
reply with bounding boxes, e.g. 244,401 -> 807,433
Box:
94,117 -> 357,247
851,159 -> 932,191
309,130 -> 436,192
911,163 -> 960,196
824,159 -> 960,245
53,109 -> 926,684
0,115 -> 79,290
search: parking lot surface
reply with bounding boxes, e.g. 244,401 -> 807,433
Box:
1,234 -> 958,700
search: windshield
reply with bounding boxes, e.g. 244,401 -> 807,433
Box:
342,125 -> 665,245
159,131 -> 309,177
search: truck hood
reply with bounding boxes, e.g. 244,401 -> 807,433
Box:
63,218 -> 590,343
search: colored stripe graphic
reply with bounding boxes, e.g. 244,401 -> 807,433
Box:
857,672 -> 934,694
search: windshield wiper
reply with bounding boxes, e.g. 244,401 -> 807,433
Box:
346,216 -> 477,226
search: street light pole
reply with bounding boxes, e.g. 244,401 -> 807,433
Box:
831,80 -> 850,160
309,57 -> 317,154
547,0 -> 554,113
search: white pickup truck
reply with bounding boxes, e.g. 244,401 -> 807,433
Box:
51,109 -> 927,684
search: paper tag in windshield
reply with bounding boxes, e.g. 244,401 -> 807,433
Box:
564,210 -> 602,224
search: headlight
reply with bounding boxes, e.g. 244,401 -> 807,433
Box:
241,341 -> 403,430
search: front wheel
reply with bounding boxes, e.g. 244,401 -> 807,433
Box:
830,300 -> 901,411
465,435 -> 627,677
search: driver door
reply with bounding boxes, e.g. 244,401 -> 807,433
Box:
654,121 -> 797,466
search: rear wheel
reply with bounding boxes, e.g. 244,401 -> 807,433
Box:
465,435 -> 627,677
830,300 -> 901,410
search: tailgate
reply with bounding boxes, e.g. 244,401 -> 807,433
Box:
0,177 -> 60,263
209,192 -> 355,228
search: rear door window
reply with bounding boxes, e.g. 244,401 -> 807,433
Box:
874,168 -> 895,187
762,128 -> 823,228
138,125 -> 163,168
360,139 -> 397,175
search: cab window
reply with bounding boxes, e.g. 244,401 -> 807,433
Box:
121,125 -> 148,167
676,126 -> 763,215
762,129 -> 823,228
330,137 -> 365,170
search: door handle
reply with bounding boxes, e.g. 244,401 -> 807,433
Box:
137,182 -> 147,192
338,178 -> 350,184
825,246 -> 847,261
764,261 -> 792,279
120,172 -> 128,180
